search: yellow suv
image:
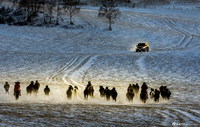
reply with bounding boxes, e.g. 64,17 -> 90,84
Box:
136,42 -> 149,52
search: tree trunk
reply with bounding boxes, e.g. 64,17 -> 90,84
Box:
70,15 -> 73,25
56,4 -> 59,25
109,20 -> 112,30
109,24 -> 112,30
43,3 -> 46,24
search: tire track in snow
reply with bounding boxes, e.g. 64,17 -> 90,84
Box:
142,14 -> 193,50
135,55 -> 148,80
173,108 -> 200,123
164,18 -> 193,49
62,55 -> 97,88
155,108 -> 200,125
46,56 -> 83,83
124,12 -> 193,50
47,57 -> 76,83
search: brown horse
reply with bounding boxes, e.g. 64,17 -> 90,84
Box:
126,84 -> 134,102
66,85 -> 74,99
83,81 -> 94,99
104,87 -> 111,100
34,80 -> 40,94
14,81 -> 21,100
26,81 -> 35,95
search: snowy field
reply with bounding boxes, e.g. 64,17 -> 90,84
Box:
0,5 -> 200,126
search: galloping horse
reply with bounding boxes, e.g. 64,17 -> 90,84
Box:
26,81 -> 35,94
4,82 -> 10,93
44,85 -> 50,95
140,82 -> 148,103
14,81 -> 21,100
126,84 -> 134,102
99,86 -> 105,97
34,80 -> 40,94
104,87 -> 111,100
154,89 -> 160,102
111,87 -> 117,101
26,80 -> 41,95
66,85 -> 74,99
160,86 -> 171,100
83,81 -> 94,99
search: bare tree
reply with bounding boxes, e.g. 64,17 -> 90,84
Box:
45,0 -> 55,23
40,0 -> 46,23
100,0 -> 120,30
55,0 -> 62,25
11,0 -> 18,8
19,0 -> 31,21
63,0 -> 80,25
19,0 -> 42,22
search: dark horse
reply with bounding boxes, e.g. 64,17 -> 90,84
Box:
44,85 -> 50,95
133,83 -> 139,94
34,80 -> 40,94
83,81 -> 94,99
26,81 -> 35,94
74,86 -> 78,94
66,85 -> 73,99
111,87 -> 117,101
4,82 -> 10,93
99,86 -> 105,97
160,86 -> 171,100
150,88 -> 155,99
14,81 -> 21,100
26,80 -> 40,95
140,82 -> 148,103
154,89 -> 160,102
126,84 -> 134,102
104,87 -> 111,100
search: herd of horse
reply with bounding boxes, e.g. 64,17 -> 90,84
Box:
3,81 -> 171,103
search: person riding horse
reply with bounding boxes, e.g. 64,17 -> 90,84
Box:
126,84 -> 134,102
104,87 -> 111,100
133,83 -> 139,93
160,86 -> 171,100
14,81 -> 21,100
44,85 -> 50,96
84,81 -> 94,99
154,89 -> 160,102
66,85 -> 74,99
150,88 -> 155,99
26,81 -> 34,94
140,82 -> 148,103
99,86 -> 105,97
111,87 -> 117,101
34,80 -> 40,93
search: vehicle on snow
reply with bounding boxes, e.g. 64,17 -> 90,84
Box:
136,42 -> 149,52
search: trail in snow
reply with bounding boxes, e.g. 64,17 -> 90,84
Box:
61,55 -> 97,88
124,12 -> 194,50
47,57 -> 76,83
135,55 -> 148,80
164,18 -> 193,49
147,15 -> 193,50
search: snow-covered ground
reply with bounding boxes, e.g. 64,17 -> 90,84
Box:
0,5 -> 200,126
0,5 -> 199,103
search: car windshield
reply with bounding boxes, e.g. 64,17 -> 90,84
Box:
138,43 -> 145,46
